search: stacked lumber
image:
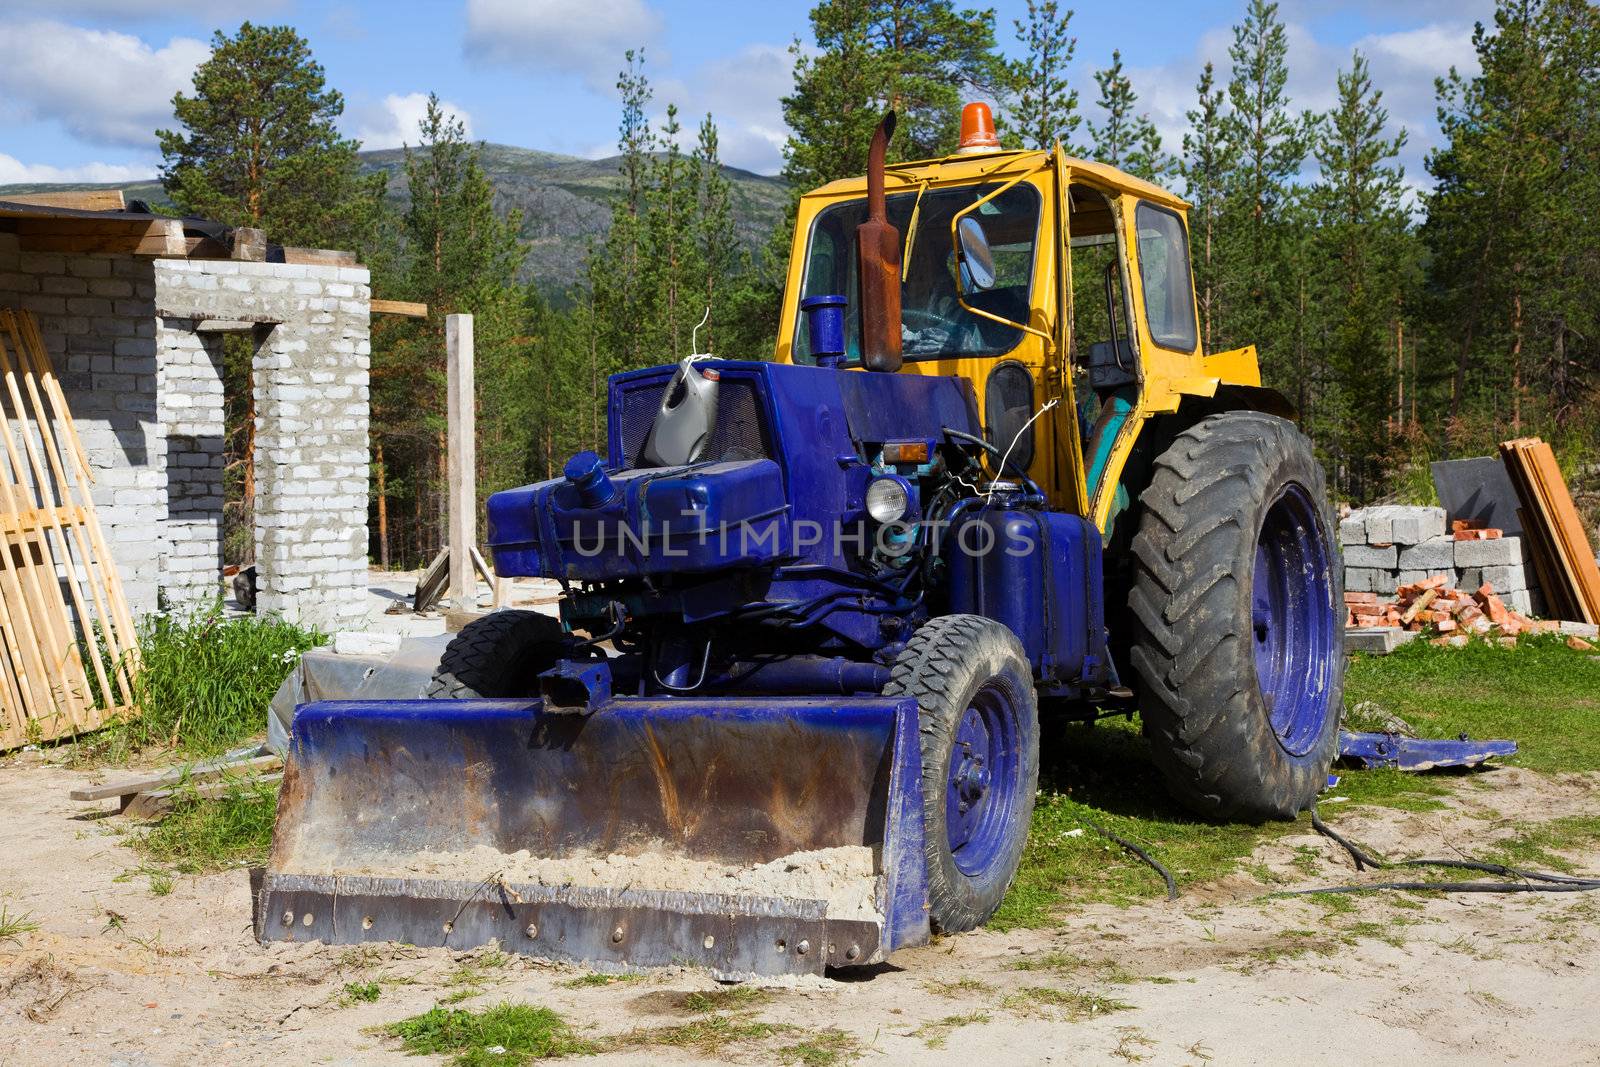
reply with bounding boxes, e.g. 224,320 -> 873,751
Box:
0,309 -> 140,748
1499,438 -> 1600,625
1344,573 -> 1559,649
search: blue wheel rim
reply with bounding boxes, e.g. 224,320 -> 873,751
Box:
1250,483 -> 1338,757
945,681 -> 1023,877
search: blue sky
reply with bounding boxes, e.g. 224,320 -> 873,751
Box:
0,0 -> 1495,188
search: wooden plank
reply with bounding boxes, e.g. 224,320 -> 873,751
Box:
231,227 -> 267,262
70,750 -> 279,802
3,309 -> 142,732
447,314 -> 476,612
2,190 -> 126,212
280,246 -> 358,267
16,217 -> 184,256
125,771 -> 284,820
184,235 -> 232,259
371,299 -> 428,318
1523,440 -> 1600,623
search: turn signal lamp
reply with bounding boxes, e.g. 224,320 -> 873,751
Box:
956,101 -> 1001,154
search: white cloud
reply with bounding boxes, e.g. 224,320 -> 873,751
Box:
0,20 -> 208,147
2,0 -> 282,16
464,0 -> 663,88
637,43 -> 798,174
0,153 -> 155,185
1109,15 -> 1485,190
351,93 -> 475,150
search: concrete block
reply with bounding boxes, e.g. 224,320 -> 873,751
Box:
1339,517 -> 1367,545
1343,568 -> 1384,594
1456,536 -> 1521,567
1388,507 -> 1447,545
1506,589 -> 1534,615
1344,545 -> 1397,569
1346,627 -> 1421,655
1399,537 -> 1457,570
1559,621 -> 1600,639
1396,570 -> 1432,586
1481,565 -> 1528,593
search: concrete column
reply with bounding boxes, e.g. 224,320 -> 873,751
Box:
446,313 -> 476,611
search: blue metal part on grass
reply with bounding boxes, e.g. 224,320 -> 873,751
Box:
1337,730 -> 1518,771
1253,483 -> 1340,758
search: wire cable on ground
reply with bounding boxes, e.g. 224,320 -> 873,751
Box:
1287,800 -> 1600,897
1081,818 -> 1178,900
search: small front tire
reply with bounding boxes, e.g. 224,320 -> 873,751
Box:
886,615 -> 1040,933
426,609 -> 569,699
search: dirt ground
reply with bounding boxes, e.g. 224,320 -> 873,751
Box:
3,761 -> 1600,1066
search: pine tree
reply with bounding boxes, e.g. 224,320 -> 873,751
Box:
1309,52 -> 1413,499
1214,0 -> 1308,384
370,94 -> 526,563
1425,0 -> 1598,434
158,22 -> 383,249
1004,0 -> 1079,151
1088,51 -> 1169,181
781,0 -> 1009,190
1181,62 -> 1226,352
693,114 -> 735,354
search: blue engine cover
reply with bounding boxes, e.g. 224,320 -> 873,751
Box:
486,360 -> 982,582
946,504 -> 1107,688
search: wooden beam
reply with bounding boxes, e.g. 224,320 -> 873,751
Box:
280,246 -> 358,267
2,190 -> 126,212
447,313 -> 476,612
16,217 -> 184,256
184,235 -> 231,259
370,299 -> 428,318
231,227 -> 267,262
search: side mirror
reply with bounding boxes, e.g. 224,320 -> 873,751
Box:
956,215 -> 996,292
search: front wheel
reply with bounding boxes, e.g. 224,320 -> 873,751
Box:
1129,411 -> 1343,821
886,615 -> 1040,933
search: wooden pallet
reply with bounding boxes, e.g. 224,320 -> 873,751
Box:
0,308 -> 141,748
1500,437 -> 1600,624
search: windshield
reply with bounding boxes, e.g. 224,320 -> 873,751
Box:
794,182 -> 1042,363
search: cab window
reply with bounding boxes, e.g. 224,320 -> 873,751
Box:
795,182 -> 1042,363
1134,202 -> 1198,352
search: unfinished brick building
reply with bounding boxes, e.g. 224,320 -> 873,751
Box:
0,197 -> 371,630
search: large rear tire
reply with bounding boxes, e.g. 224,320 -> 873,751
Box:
426,610 -> 568,699
1129,411 -> 1343,821
886,615 -> 1039,933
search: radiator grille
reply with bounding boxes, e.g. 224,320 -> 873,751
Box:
618,377 -> 769,468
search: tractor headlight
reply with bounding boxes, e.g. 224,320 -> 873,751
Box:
866,475 -> 912,523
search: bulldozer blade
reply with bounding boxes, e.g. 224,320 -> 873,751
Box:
258,697 -> 929,978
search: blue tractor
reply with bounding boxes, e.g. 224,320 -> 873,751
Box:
260,109 -> 1343,978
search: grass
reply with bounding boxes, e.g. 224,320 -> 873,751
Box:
383,1003 -> 597,1065
999,986 -> 1132,1020
0,905 -> 39,945
381,993 -> 859,1066
1344,633 -> 1600,773
556,972 -> 646,989
343,981 -> 382,1004
129,775 -> 279,874
993,635 -> 1600,924
80,601 -> 324,760
911,1011 -> 990,1049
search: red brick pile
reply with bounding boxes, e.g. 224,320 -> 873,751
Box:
1343,574 -> 1560,648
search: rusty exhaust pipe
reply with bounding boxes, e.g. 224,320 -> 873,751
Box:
856,111 -> 902,373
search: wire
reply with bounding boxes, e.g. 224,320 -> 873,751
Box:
1081,818 -> 1178,900
987,398 -> 1059,501
1296,800 -> 1600,897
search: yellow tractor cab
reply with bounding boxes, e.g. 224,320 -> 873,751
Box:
775,102 -> 1288,534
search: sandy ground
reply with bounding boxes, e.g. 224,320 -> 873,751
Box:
3,760 -> 1600,1066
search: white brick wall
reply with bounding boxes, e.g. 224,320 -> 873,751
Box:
0,234 -> 370,629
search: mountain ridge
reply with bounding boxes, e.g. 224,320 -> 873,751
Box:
0,143 -> 790,296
